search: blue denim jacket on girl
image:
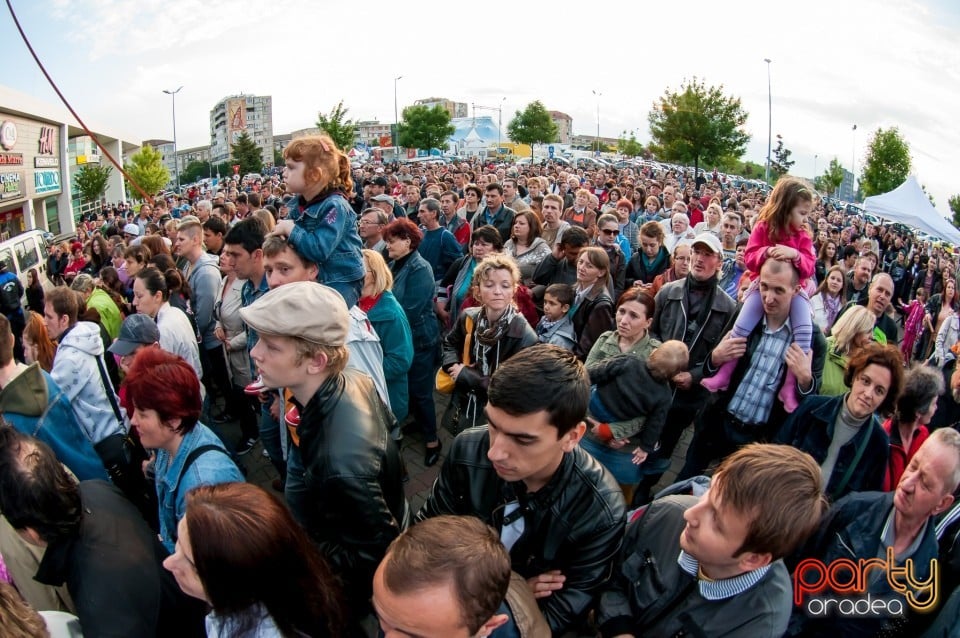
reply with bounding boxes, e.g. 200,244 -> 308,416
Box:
287,190 -> 365,306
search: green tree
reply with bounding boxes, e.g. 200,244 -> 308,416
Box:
506,101 -> 559,159
617,130 -> 644,158
123,144 -> 169,197
73,164 -> 113,207
316,100 -> 357,152
950,194 -> 960,228
770,134 -> 795,178
821,158 -> 845,196
859,127 -> 911,197
397,105 -> 455,152
647,77 -> 750,177
230,132 -> 264,177
180,160 -> 213,184
273,149 -> 284,166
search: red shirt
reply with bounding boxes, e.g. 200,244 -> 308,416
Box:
882,418 -> 929,491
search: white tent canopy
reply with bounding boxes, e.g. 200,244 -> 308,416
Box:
863,176 -> 960,244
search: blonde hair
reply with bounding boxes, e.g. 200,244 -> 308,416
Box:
362,249 -> 394,297
830,305 -> 875,355
292,338 -> 349,375
471,254 -> 520,294
647,340 -> 689,381
252,209 -> 276,233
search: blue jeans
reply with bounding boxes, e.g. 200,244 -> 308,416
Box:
260,401 -> 286,481
580,436 -> 644,485
284,436 -> 308,527
588,387 -> 618,424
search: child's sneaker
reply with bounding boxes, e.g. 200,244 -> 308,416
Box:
244,377 -> 267,396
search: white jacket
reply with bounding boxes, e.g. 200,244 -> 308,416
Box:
50,321 -> 124,444
156,302 -> 203,382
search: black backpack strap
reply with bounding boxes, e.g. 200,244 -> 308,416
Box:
94,352 -> 125,436
175,444 -> 232,490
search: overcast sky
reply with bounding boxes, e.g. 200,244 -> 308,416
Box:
3,0 -> 958,214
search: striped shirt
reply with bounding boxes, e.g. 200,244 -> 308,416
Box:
677,550 -> 772,600
727,318 -> 792,425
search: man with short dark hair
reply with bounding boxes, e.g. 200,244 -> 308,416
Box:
417,197 -> 463,281
502,178 -> 529,213
598,444 -> 826,637
439,191 -> 470,249
373,515 -> 549,637
418,345 -> 626,634
532,225 -> 590,289
201,216 -> 227,257
0,428 -> 205,637
471,183 -> 516,243
679,259 -> 827,479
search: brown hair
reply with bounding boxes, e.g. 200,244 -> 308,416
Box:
382,218 -> 423,251
283,134 -> 353,196
758,176 -> 814,243
140,234 -> 171,257
45,286 -> 79,325
0,581 -> 49,638
510,210 -> 542,243
382,515 -> 511,635
713,443 -> 827,559
639,220 -> 665,243
843,343 -> 905,415
186,483 -> 344,637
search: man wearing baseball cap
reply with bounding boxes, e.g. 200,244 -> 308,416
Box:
240,280 -> 408,628
108,314 -> 160,374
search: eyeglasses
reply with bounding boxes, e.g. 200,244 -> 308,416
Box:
601,228 -> 620,236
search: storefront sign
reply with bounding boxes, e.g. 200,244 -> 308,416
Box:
34,170 -> 60,194
76,154 -> 101,165
0,121 -> 16,151
34,156 -> 58,168
38,126 -> 56,155
0,172 -> 22,200
0,153 -> 23,166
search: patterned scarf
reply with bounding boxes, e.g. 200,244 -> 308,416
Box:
823,293 -> 842,328
474,305 -> 516,377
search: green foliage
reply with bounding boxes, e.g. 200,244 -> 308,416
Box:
859,127 -> 911,197
821,158 -> 845,196
73,164 -> 113,205
124,144 -> 169,197
950,195 -> 960,228
316,100 -> 357,152
230,132 -> 264,177
617,131 -> 644,158
770,134 -> 795,178
397,105 -> 455,152
647,77 -> 750,176
507,101 -> 559,158
273,149 -> 284,166
180,160 -> 212,184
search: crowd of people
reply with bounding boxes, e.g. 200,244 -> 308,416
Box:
0,135 -> 959,637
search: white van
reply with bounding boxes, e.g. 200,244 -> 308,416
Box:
0,230 -> 53,295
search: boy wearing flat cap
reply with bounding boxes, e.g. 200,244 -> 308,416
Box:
239,281 -> 408,626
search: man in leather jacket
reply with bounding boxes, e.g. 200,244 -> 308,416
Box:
418,345 -> 626,634
240,281 -> 408,622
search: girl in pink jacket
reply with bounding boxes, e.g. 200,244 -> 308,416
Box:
702,177 -> 816,412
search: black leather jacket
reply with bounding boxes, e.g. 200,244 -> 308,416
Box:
297,368 -> 409,609
417,427 -> 626,634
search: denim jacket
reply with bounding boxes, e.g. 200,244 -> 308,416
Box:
288,191 -> 365,299
155,423 -> 244,553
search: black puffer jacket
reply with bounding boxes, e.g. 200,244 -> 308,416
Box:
296,368 -> 409,611
417,427 -> 626,634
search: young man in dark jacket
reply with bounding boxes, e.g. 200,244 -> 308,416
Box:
598,444 -> 826,637
240,281 -> 408,625
418,345 -> 626,635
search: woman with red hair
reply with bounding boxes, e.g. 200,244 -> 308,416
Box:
124,347 -> 244,554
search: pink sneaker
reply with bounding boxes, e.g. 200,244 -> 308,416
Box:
285,406 -> 300,428
778,370 -> 800,413
244,377 -> 267,396
701,359 -> 736,393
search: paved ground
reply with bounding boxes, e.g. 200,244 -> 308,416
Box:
221,390 -> 693,514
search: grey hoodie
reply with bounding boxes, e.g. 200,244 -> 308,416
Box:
50,321 -> 124,444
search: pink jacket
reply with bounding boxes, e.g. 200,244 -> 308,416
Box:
744,220 -> 816,281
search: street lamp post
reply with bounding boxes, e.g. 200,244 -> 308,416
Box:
497,96 -> 505,158
851,124 -> 857,199
163,86 -> 183,192
814,154 -> 818,179
763,59 -> 771,184
393,75 -> 403,156
592,90 -> 602,156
